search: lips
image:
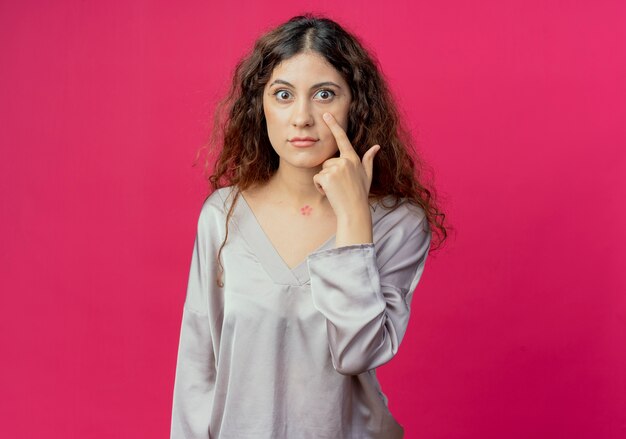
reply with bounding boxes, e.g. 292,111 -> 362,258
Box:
289,136 -> 317,142
289,136 -> 318,148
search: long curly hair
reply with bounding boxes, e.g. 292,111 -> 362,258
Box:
198,14 -> 449,286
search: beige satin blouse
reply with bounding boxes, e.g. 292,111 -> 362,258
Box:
170,186 -> 431,438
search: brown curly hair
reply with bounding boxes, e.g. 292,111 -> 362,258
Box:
197,14 -> 449,286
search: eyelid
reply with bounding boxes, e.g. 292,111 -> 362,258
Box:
313,88 -> 336,99
273,89 -> 293,100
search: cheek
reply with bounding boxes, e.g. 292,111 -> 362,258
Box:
318,102 -> 351,131
263,105 -> 280,137
264,103 -> 290,127
333,98 -> 351,124
341,102 -> 351,130
338,114 -> 350,132
262,99 -> 272,123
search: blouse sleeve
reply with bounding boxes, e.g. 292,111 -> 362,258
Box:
171,205 -> 218,439
307,207 -> 431,376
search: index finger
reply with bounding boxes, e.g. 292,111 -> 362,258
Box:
322,112 -> 357,158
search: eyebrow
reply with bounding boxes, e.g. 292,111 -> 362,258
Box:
268,79 -> 342,89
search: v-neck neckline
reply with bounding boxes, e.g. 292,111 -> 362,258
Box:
233,190 -> 337,286
219,186 -> 388,287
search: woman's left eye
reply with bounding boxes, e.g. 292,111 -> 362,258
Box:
314,89 -> 336,101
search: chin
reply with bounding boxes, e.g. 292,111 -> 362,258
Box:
276,154 -> 322,170
288,159 -> 326,169
278,151 -> 334,169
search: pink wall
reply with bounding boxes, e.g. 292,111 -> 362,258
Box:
1,1 -> 624,438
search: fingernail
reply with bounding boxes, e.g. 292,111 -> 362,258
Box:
323,113 -> 332,121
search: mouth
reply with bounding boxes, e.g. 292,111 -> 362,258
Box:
289,137 -> 318,148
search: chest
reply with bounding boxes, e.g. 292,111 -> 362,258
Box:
253,205 -> 336,270
259,215 -> 336,268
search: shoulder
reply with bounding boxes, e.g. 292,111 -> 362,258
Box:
194,186 -> 239,238
198,186 -> 237,220
372,197 -> 432,280
372,195 -> 430,236
372,196 -> 431,260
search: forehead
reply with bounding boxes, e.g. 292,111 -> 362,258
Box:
267,52 -> 346,85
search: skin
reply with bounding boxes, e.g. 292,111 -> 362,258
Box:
242,51 -> 380,267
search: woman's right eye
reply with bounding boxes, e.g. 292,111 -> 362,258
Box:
273,90 -> 292,101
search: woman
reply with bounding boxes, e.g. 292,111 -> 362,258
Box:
171,14 -> 447,439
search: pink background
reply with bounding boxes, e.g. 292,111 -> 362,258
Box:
1,1 -> 624,438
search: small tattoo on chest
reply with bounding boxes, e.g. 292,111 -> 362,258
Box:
300,205 -> 313,216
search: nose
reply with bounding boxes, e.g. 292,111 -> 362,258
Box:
290,98 -> 314,127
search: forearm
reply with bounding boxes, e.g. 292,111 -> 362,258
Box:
307,243 -> 406,375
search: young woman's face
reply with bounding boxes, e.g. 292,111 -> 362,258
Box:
263,51 -> 352,171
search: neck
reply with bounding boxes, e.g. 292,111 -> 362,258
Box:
268,163 -> 327,207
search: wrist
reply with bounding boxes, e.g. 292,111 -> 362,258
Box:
335,203 -> 371,224
335,206 -> 373,246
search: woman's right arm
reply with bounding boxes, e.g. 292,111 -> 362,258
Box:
171,205 -> 218,439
